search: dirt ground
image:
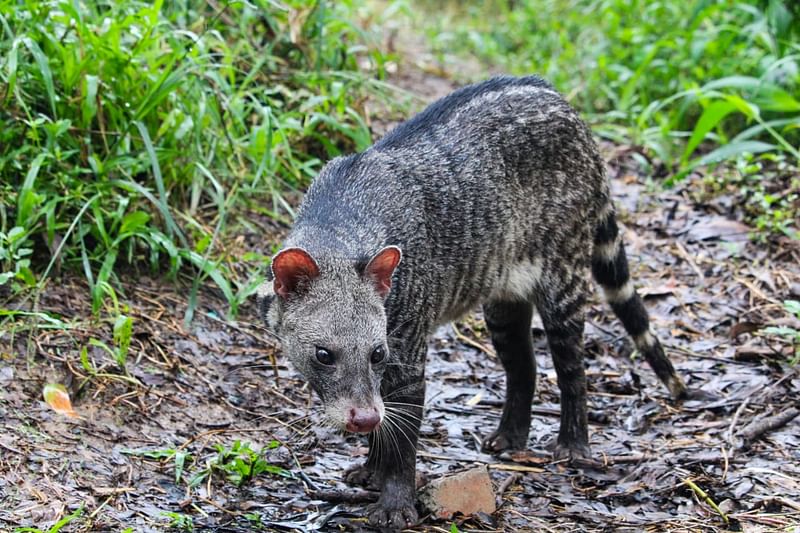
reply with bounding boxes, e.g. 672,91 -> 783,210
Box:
2,66 -> 800,532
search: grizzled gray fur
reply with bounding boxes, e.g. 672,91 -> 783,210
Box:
259,76 -> 687,529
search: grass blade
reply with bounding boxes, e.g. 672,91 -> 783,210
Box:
17,153 -> 47,226
693,140 -> 776,166
681,100 -> 738,163
20,36 -> 56,116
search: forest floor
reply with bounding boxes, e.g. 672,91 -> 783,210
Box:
2,46 -> 800,533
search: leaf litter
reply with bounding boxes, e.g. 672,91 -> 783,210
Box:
1,86 -> 800,533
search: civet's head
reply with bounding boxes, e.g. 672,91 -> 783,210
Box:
259,246 -> 401,433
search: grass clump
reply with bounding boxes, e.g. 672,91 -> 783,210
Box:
764,300 -> 800,364
124,439 -> 289,492
698,152 -> 799,239
190,439 -> 291,487
160,512 -> 194,532
419,1 -> 799,178
0,0 -> 395,317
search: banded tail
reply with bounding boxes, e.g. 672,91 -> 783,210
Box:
591,209 -> 688,399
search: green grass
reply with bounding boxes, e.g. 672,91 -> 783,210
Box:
1,0 -> 796,329
0,0 -> 397,318
417,0 -> 799,237
764,300 -> 800,364
190,439 -> 291,487
160,512 -> 194,532
698,152 -> 799,239
13,505 -> 84,533
123,439 -> 290,491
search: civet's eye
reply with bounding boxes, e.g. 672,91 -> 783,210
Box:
315,347 -> 335,365
370,346 -> 386,365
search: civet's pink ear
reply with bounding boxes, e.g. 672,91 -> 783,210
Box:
364,246 -> 402,298
271,248 -> 320,299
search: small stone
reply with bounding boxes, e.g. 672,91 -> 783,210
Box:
419,466 -> 496,519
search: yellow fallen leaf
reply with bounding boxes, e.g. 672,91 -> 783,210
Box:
465,392 -> 483,406
43,383 -> 81,419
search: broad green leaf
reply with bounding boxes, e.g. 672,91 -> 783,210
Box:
763,326 -> 799,337
7,226 -> 25,243
15,265 -> 37,287
119,211 -> 151,235
693,140 -> 776,167
702,75 -> 800,112
4,37 -> 20,103
732,118 -> 799,142
48,505 -> 85,533
682,101 -> 737,163
180,250 -> 235,306
91,250 -> 118,314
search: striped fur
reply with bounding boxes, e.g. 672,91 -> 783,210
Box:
259,76 -> 688,528
591,211 -> 688,399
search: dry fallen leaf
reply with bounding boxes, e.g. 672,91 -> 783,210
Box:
685,216 -> 752,242
730,321 -> 762,338
43,383 -> 81,419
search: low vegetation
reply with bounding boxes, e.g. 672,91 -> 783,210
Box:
2,0 -> 796,323
0,0 -> 396,318
420,0 -> 799,238
1,2 -> 798,530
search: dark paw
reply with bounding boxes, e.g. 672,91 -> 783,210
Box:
344,463 -> 378,489
367,499 -> 418,530
481,429 -> 527,454
554,441 -> 591,463
667,375 -> 690,401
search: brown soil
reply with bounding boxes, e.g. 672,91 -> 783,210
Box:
2,53 -> 800,533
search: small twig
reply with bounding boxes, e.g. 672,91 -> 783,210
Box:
727,373 -> 796,450
417,450 -> 463,461
734,275 -> 777,304
297,469 -> 321,492
451,322 -> 495,357
673,241 -> 705,284
0,441 -> 25,454
735,406 -> 800,449
498,473 -> 521,496
564,454 -> 651,470
720,445 -> 729,484
726,397 -> 751,446
308,488 -> 379,504
269,435 -> 320,492
175,427 -> 278,453
199,497 -> 240,516
488,464 -> 545,473
668,344 -> 751,365
729,513 -> 791,527
88,494 -> 114,519
204,314 -> 281,381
